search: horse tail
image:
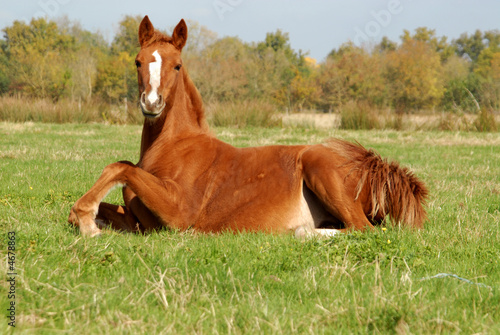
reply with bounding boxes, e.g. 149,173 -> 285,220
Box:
325,139 -> 429,228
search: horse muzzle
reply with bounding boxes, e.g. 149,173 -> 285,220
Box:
140,92 -> 165,118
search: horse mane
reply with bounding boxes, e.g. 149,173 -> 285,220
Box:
141,29 -> 173,48
181,68 -> 210,132
324,138 -> 428,228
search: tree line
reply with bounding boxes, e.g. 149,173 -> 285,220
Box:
1,15 -> 499,114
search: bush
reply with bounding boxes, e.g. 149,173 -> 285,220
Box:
474,109 -> 498,132
437,113 -> 475,131
339,101 -> 381,130
207,100 -> 282,128
0,95 -> 140,124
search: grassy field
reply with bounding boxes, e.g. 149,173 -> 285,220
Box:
0,122 -> 499,334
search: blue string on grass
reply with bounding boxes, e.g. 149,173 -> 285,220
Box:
418,273 -> 492,289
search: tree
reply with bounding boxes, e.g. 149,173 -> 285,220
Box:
474,46 -> 500,79
473,47 -> 500,109
386,39 -> 444,111
178,20 -> 217,60
441,55 -> 479,112
94,52 -> 134,103
102,15 -> 144,102
111,15 -> 143,55
255,30 -> 311,108
288,67 -> 321,110
402,27 -> 455,62
61,21 -> 107,102
0,39 -> 10,94
1,18 -> 74,101
188,37 -> 250,102
376,36 -> 397,53
318,43 -> 387,110
454,30 -> 500,63
69,48 -> 99,101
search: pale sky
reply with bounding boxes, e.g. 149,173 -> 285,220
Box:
1,0 -> 499,61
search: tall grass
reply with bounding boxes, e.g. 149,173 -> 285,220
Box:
1,95 -> 498,131
0,96 -> 142,124
207,100 -> 282,128
474,108 -> 499,132
0,96 -> 282,128
338,100 -> 499,132
339,101 -> 383,130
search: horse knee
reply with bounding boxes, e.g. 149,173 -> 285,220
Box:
103,161 -> 134,175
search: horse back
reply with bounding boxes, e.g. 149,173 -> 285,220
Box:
140,134 -> 310,232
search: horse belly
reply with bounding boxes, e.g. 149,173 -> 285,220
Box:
285,192 -> 316,232
195,169 -> 305,233
199,184 -> 300,233
227,183 -> 322,234
187,143 -> 315,233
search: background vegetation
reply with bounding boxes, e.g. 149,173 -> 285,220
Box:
0,12 -> 499,335
0,16 -> 499,130
0,123 -> 499,334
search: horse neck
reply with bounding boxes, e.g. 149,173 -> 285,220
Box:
139,68 -> 209,159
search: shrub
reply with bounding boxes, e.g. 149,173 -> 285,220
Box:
474,109 -> 498,132
207,100 -> 282,128
339,101 -> 381,130
0,95 -> 139,124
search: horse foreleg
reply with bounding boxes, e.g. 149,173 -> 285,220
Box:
69,161 -> 185,237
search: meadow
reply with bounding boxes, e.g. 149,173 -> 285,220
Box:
0,122 -> 499,334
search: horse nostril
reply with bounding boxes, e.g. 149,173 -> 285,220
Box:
141,92 -> 146,104
158,94 -> 163,105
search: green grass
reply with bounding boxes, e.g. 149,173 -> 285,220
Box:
0,122 -> 499,334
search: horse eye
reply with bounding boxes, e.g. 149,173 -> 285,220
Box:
135,61 -> 141,68
174,64 -> 182,71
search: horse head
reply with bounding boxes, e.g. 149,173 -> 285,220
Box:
136,16 -> 188,118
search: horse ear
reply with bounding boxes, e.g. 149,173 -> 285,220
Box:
138,15 -> 155,47
172,19 -> 188,50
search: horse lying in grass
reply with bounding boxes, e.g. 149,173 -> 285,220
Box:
68,16 -> 428,238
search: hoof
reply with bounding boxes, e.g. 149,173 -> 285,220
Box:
294,225 -> 309,239
79,225 -> 102,237
294,226 -> 341,239
68,209 -> 78,226
68,207 -> 101,237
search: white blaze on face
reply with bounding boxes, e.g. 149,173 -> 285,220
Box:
147,50 -> 162,104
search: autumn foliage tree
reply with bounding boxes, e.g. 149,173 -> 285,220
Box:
318,43 -> 386,111
385,39 -> 444,111
95,15 -> 142,103
2,18 -> 74,101
0,16 -> 499,122
188,37 -> 250,102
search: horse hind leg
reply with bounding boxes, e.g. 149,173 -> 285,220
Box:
122,186 -> 163,233
74,193 -> 158,235
94,202 -> 141,233
300,145 -> 375,232
294,225 -> 342,239
293,184 -> 343,239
